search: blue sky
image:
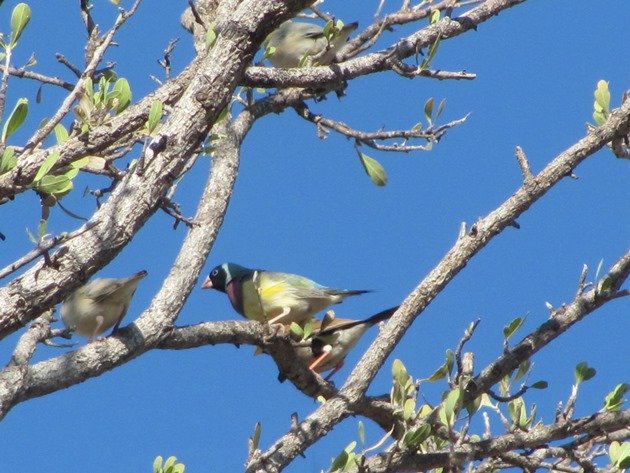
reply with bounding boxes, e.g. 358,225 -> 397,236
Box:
0,1 -> 628,472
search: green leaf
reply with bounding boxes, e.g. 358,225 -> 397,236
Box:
420,34 -> 441,71
424,97 -> 434,124
0,147 -> 17,174
465,394 -> 482,417
597,275 -> 614,294
36,174 -> 73,196
262,46 -> 276,61
610,441 -> 630,468
357,421 -> 365,445
592,110 -> 606,126
392,359 -> 409,385
163,456 -> 177,471
251,422 -> 262,451
436,98 -> 447,120
439,388 -> 462,427
64,166 -> 80,180
403,397 -> 416,421
358,153 -> 387,186
113,78 -> 132,113
69,156 -> 91,169
153,456 -> 163,473
503,317 -> 524,341
514,359 -> 530,382
329,449 -> 348,471
33,151 -> 61,183
592,80 -> 610,125
302,319 -> 314,340
2,98 -> 29,143
594,80 -> 610,113
83,77 -> 94,99
403,424 -> 431,448
10,3 -> 31,48
430,9 -> 441,24
428,350 -> 454,381
445,349 -> 454,374
427,363 -> 448,382
289,322 -> 303,338
322,20 -> 334,40
530,380 -> 548,390
603,383 -> 629,412
146,100 -> 163,133
216,105 -> 229,123
574,362 -> 596,385
37,218 -> 47,242
508,397 -> 527,429
205,28 -> 217,51
54,124 -> 69,144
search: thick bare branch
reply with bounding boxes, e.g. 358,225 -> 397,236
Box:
0,0 -> 315,339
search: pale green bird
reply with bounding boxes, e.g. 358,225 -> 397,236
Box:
264,20 -> 358,68
202,263 -> 369,326
61,270 -> 147,340
288,306 -> 398,381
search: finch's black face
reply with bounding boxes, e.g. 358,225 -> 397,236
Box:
202,265 -> 228,292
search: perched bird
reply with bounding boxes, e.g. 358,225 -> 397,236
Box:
288,306 -> 399,381
264,20 -> 358,68
202,262 -> 369,326
61,270 -> 147,340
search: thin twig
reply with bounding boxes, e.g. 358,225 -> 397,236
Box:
515,146 -> 533,181
80,0 -> 97,38
575,264 -> 588,297
294,102 -> 468,152
25,0 -> 143,152
0,46 -> 13,128
391,59 -> 476,80
158,38 -> 179,81
6,66 -> 74,90
187,0 -> 206,29
55,54 -> 82,78
454,318 -> 480,383
8,310 -> 54,367
0,221 -> 99,280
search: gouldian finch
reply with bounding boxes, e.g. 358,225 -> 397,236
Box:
290,306 -> 398,380
201,263 -> 369,326
264,20 -> 358,68
61,270 -> 147,340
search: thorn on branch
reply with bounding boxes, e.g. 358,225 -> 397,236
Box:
515,146 -> 533,182
576,264 -> 588,297
43,326 -> 77,348
457,221 -> 467,240
0,221 -> 98,280
80,0 -> 96,38
455,318 -> 480,383
158,38 -> 179,81
138,134 -> 168,175
55,53 -> 82,78
159,196 -> 196,229
86,181 -> 117,208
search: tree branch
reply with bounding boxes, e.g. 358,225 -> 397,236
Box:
245,71 -> 630,473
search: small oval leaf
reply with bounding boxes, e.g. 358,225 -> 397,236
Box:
359,153 -> 387,186
2,98 -> 29,143
10,3 -> 31,47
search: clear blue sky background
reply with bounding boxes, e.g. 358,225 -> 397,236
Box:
0,1 -> 628,472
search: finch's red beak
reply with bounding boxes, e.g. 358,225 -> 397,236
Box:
201,276 -> 213,289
